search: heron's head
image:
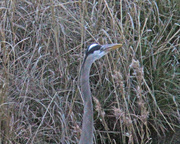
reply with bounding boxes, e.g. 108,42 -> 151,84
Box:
84,43 -> 122,64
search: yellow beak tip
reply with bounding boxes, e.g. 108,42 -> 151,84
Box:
110,43 -> 123,50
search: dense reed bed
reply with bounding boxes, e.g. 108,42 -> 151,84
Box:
0,0 -> 179,143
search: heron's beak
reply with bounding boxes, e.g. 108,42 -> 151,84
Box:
101,43 -> 123,52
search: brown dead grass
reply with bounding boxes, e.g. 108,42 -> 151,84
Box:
0,0 -> 179,144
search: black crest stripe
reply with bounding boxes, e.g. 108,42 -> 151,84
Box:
82,44 -> 101,68
86,45 -> 101,56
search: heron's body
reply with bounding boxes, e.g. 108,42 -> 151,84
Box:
79,43 -> 122,144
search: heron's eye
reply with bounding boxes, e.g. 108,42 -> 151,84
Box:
86,44 -> 101,56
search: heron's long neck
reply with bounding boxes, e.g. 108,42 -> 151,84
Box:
79,61 -> 93,144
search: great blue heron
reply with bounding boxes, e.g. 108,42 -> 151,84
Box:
79,43 -> 122,144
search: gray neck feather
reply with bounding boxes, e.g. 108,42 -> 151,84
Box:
79,58 -> 93,144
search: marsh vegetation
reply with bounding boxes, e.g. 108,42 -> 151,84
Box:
0,0 -> 179,143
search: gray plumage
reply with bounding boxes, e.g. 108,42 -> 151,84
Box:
79,43 -> 122,144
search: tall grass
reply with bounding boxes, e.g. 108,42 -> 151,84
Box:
0,0 -> 179,143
